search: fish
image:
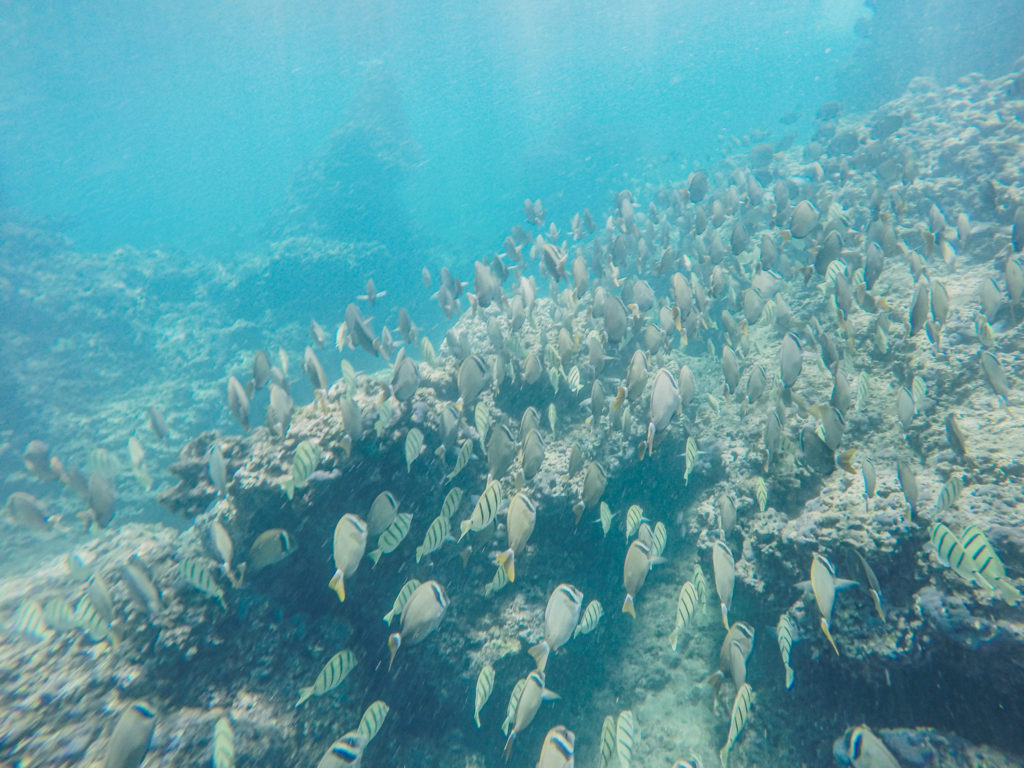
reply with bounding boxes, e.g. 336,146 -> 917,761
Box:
834,724 -> 900,768
85,472 -> 118,529
497,492 -> 536,582
581,461 -> 607,510
245,528 -> 294,575
980,350 -> 1011,404
304,346 -> 328,390
776,612 -> 796,689
625,504 -> 645,540
42,597 -> 77,632
473,663 -> 495,727
615,709 -> 636,768
460,480 -> 502,540
357,700 -> 390,742
896,460 -> 919,520
598,502 -> 613,537
208,443 -> 228,498
180,557 -> 226,609
367,491 -> 399,536
383,581 -> 421,624
457,354 -> 489,406
622,540 -> 654,618
316,732 -> 367,768
536,725 -> 575,768
227,376 -> 250,431
519,428 -> 545,480
212,716 -> 234,768
4,491 -> 57,534
475,401 -> 492,445
779,332 -> 803,389
403,428 -> 424,473
719,683 -> 754,767
416,515 -> 451,563
391,354 -> 419,402
147,406 -> 170,442
502,678 -> 528,737
344,303 -> 380,356
368,512 -> 413,565
573,599 -> 604,638
850,549 -> 886,622
754,477 -> 767,513
529,583 -> 584,671
283,439 -> 321,500
944,413 -> 968,457
934,474 -> 965,513
329,514 -> 368,602
548,402 -> 557,435
294,647 -> 357,708
712,540 -> 735,629
387,580 -> 448,669
960,524 -> 1021,604
10,600 -> 54,642
127,436 -> 152,491
810,553 -> 840,654
504,670 -> 559,760
121,556 -> 164,615
104,701 -> 157,768
485,563 -> 511,597
684,438 -> 698,485
668,581 -> 700,652
651,521 -> 668,559
908,279 -> 930,336
446,440 -> 473,481
648,368 -> 681,453
717,493 -> 737,534
266,383 -> 293,435
896,387 -> 916,430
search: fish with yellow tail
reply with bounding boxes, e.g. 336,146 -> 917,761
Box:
387,580 -> 448,670
503,670 -> 559,761
808,552 -> 849,655
529,583 -> 583,672
622,540 -> 658,618
719,683 -> 754,767
496,492 -> 536,583
328,514 -> 368,602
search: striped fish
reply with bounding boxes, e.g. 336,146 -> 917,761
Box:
446,440 -> 473,482
484,563 -> 510,597
357,700 -> 389,743
934,475 -> 965,513
213,716 -> 234,768
420,336 -> 436,366
573,600 -> 604,638
961,524 -> 1021,604
777,613 -> 795,689
668,581 -> 699,652
684,437 -> 698,485
72,595 -> 118,646
719,683 -> 754,767
651,521 -> 668,559
755,476 -> 767,513
502,678 -> 527,736
615,709 -> 636,768
567,365 -> 582,393
625,505 -> 644,539
369,513 -> 413,564
440,486 -> 464,520
405,428 -> 424,472
180,557 -> 227,609
416,515 -> 450,563
295,649 -> 357,706
374,400 -> 393,439
930,522 -> 972,578
474,402 -> 491,446
473,664 -> 495,727
284,439 -> 320,500
42,597 -> 78,632
598,502 -> 613,537
383,579 -> 421,625
911,374 -> 927,407
10,600 -> 54,643
459,481 -> 502,541
824,258 -> 846,285
598,714 -> 616,768
693,563 -> 708,607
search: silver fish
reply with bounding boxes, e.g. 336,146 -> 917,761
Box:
712,540 -> 735,629
387,580 -> 448,669
105,701 -> 157,768
529,583 -> 583,672
329,514 -> 368,602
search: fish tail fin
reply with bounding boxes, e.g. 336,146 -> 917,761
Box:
527,641 -> 549,672
785,666 -> 795,689
669,630 -> 679,652
721,604 -> 730,630
820,618 -> 839,655
496,549 -> 515,583
503,732 -> 516,762
382,610 -> 394,625
474,712 -> 481,728
283,476 -> 295,501
328,572 -> 346,602
622,594 -> 636,618
719,744 -> 730,768
415,547 -> 424,564
996,577 -> 1022,605
368,549 -> 383,566
387,633 -> 401,671
459,520 -> 472,541
235,562 -> 247,588
295,687 -> 313,707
